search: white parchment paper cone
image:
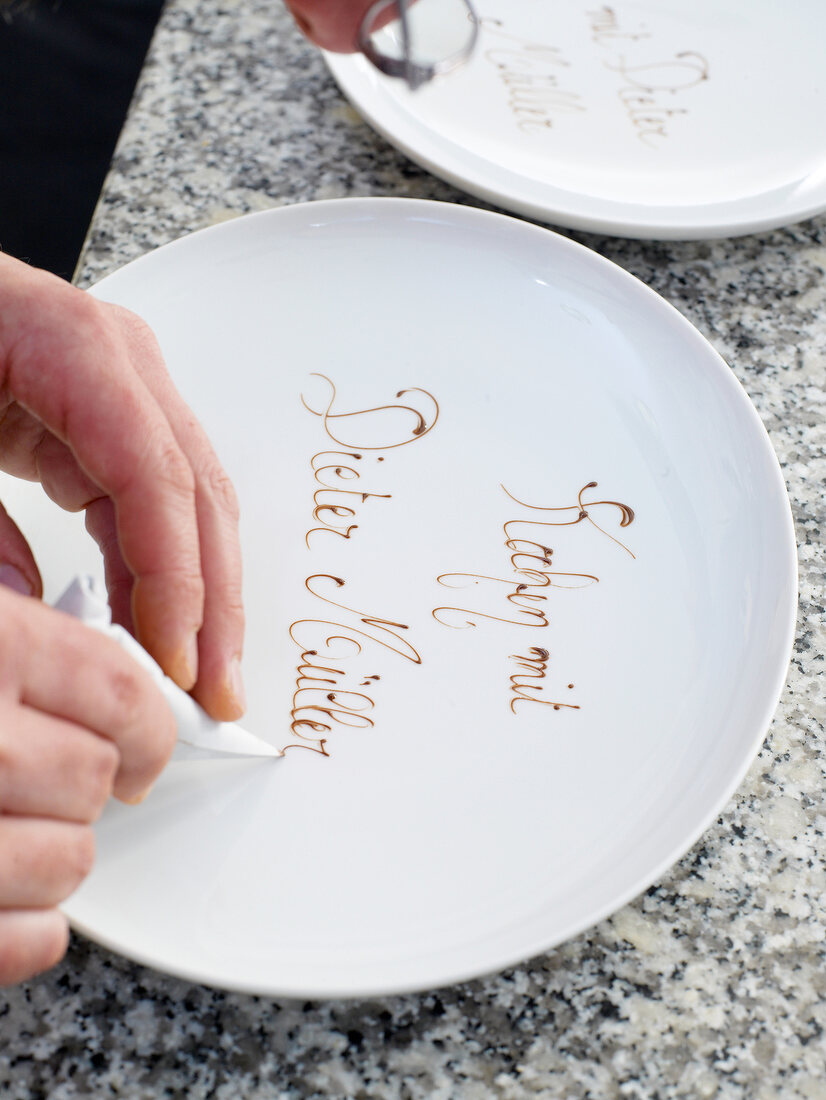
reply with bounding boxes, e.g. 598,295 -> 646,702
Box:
54,576 -> 283,760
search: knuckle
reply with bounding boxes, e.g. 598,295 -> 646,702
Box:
117,305 -> 151,339
108,302 -> 159,353
222,591 -> 246,623
68,290 -> 112,345
158,567 -> 205,618
201,459 -> 241,523
157,437 -> 197,498
208,582 -> 246,642
131,425 -> 196,506
107,664 -> 149,730
178,566 -> 206,599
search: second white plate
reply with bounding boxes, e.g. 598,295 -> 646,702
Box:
325,0 -> 826,238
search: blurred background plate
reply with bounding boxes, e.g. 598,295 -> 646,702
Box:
325,0 -> 826,238
0,199 -> 796,996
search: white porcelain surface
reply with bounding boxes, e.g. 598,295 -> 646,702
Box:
325,1 -> 826,238
0,199 -> 796,996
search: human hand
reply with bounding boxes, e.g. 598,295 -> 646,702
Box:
0,252 -> 245,720
284,0 -> 381,52
0,249 -> 245,982
0,585 -> 177,984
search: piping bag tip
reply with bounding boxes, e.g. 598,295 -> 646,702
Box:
55,576 -> 284,761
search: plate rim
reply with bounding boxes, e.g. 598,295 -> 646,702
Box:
323,49 -> 826,240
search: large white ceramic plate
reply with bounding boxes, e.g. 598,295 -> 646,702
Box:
0,199 -> 796,997
325,0 -> 826,239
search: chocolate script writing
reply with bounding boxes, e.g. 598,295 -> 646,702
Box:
285,375 -> 439,756
480,17 -> 586,134
480,6 -> 709,147
433,482 -> 635,715
588,5 -> 708,148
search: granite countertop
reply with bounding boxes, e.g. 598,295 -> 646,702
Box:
2,2 -> 825,1096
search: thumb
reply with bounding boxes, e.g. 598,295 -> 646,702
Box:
0,501 -> 43,598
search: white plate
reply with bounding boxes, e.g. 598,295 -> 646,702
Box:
0,199 -> 796,996
325,1 -> 826,239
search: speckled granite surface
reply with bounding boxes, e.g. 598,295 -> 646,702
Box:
2,2 -> 825,1096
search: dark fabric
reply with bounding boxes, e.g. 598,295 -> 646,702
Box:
0,0 -> 165,278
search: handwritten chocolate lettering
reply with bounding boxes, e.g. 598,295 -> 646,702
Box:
480,7 -> 708,148
508,647 -> 580,714
285,376 -> 438,756
303,575 -> 422,665
481,18 -> 586,132
433,481 -> 635,715
300,373 -> 439,450
306,450 -> 392,548
501,481 -> 635,558
286,624 -> 366,755
587,6 -> 708,147
588,4 -> 650,45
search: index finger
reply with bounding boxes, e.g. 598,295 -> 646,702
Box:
4,266 -> 204,688
107,305 -> 246,721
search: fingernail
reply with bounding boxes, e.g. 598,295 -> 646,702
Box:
226,656 -> 247,716
122,784 -> 154,806
185,632 -> 199,684
0,564 -> 34,596
169,631 -> 199,690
